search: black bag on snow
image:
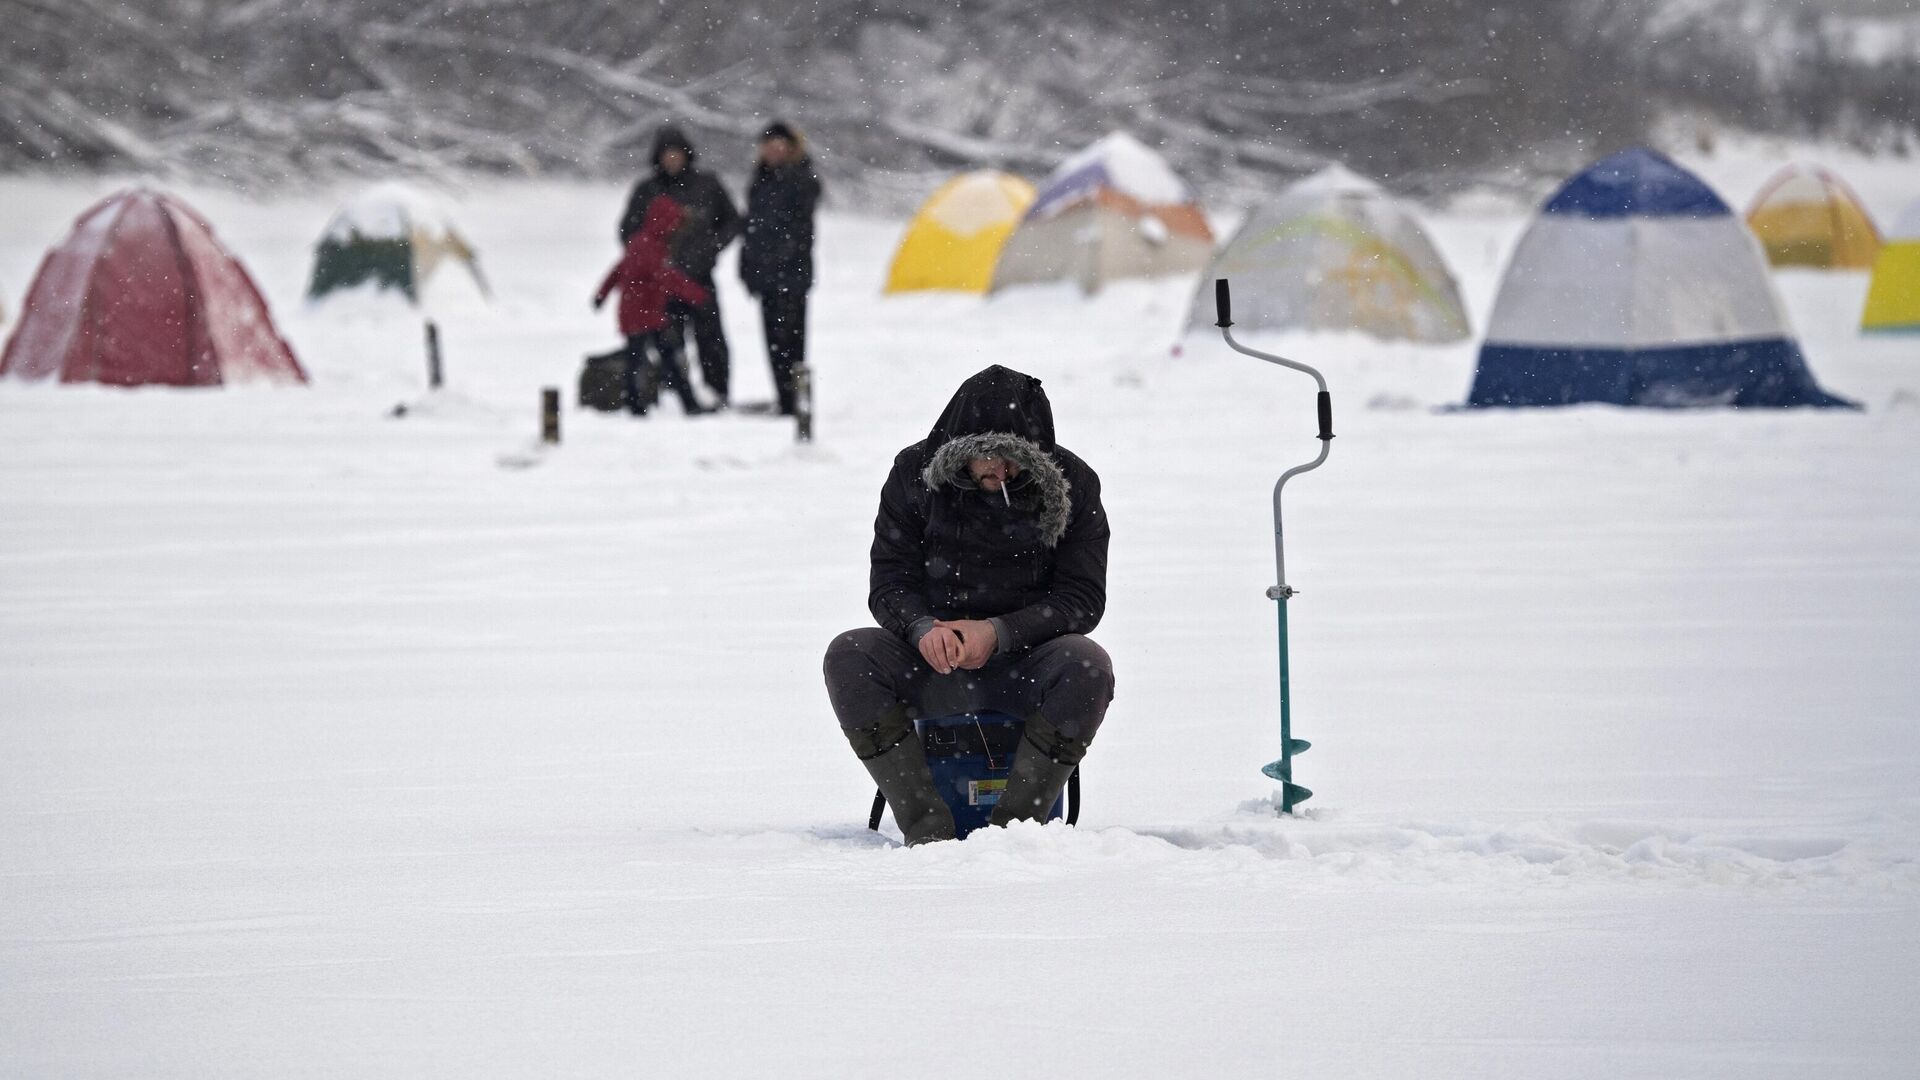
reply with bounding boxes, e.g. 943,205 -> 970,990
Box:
578,348 -> 658,414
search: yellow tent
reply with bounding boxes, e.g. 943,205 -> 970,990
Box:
884,171 -> 1036,293
1745,163 -> 1881,270
1862,199 -> 1920,333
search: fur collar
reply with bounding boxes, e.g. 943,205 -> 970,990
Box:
922,432 -> 1072,547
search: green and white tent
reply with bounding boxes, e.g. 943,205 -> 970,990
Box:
1189,167 -> 1469,342
308,183 -> 490,310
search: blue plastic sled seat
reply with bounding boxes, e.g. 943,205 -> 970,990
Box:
867,711 -> 1080,840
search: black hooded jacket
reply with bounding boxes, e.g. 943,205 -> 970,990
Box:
868,366 -> 1109,652
618,126 -> 741,282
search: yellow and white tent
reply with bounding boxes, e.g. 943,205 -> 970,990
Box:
884,171 -> 1035,293
1745,163 -> 1881,270
1862,199 -> 1920,334
1187,166 -> 1469,342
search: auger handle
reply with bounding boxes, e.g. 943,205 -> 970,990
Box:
1215,278 -> 1233,329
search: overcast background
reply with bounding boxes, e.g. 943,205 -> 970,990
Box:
3,0 -> 1917,205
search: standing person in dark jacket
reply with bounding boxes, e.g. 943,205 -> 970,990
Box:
618,125 -> 741,406
595,197 -> 710,416
738,121 -> 821,416
822,366 -> 1114,846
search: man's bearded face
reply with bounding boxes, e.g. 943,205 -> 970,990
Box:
968,456 -> 1020,493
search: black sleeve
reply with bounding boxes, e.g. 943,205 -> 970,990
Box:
867,452 -> 936,643
711,178 -> 743,249
618,180 -> 652,243
795,167 -> 822,217
994,464 -> 1109,650
737,175 -> 764,289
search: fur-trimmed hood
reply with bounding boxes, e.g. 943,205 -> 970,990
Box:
922,431 -> 1072,547
918,366 -> 1072,547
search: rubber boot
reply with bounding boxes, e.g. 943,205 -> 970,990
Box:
845,712 -> 955,847
989,717 -> 1088,827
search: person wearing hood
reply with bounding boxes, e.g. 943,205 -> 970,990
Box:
739,121 -> 822,416
594,196 -> 710,416
822,366 -> 1114,845
619,125 -> 742,406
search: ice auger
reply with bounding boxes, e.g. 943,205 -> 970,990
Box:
1214,278 -> 1333,815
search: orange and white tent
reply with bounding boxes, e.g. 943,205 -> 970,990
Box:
990,132 -> 1213,294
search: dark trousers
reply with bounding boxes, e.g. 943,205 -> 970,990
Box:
758,287 -> 808,415
663,286 -> 730,403
823,627 -> 1115,744
626,332 -> 701,415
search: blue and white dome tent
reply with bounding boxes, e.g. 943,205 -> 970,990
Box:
1466,148 -> 1855,409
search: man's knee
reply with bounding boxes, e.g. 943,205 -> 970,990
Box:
1021,634 -> 1114,747
825,625 -> 893,657
823,627 -> 918,729
1044,634 -> 1115,694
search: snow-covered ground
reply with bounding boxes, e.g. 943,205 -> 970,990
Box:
3,148 -> 1919,1078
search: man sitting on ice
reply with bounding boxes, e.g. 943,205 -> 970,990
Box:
823,365 -> 1114,845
